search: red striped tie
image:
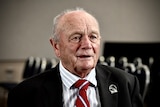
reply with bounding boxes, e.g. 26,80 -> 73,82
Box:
74,79 -> 90,107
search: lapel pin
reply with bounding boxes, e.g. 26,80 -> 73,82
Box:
109,84 -> 118,94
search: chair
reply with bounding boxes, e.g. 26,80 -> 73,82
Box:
144,57 -> 160,107
106,56 -> 115,67
134,64 -> 150,100
40,57 -> 55,73
117,56 -> 128,70
98,56 -> 108,66
124,63 -> 136,74
23,56 -> 36,79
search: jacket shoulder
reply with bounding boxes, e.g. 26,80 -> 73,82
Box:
96,64 -> 137,83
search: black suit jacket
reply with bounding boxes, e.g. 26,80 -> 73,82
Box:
7,63 -> 143,107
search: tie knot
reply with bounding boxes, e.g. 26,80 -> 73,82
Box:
74,79 -> 90,90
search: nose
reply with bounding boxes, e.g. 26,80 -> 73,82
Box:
80,35 -> 92,49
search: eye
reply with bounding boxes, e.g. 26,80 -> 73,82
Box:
69,34 -> 82,43
89,34 -> 99,43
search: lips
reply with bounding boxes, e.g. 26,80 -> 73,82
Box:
76,51 -> 94,59
78,55 -> 91,58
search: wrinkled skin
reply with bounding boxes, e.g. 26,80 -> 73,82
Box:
50,11 -> 101,78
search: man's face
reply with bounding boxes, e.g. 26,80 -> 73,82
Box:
51,11 -> 101,77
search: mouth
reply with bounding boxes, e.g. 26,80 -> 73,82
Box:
77,55 -> 92,59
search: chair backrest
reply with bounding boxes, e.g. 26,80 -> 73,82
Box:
40,57 -> 59,73
40,57 -> 53,73
98,56 -> 108,66
32,57 -> 42,75
23,56 -> 36,79
134,65 -> 150,100
106,56 -> 115,67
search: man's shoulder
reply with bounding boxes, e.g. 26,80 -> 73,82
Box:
96,63 -> 136,81
96,63 -> 126,74
13,65 -> 60,89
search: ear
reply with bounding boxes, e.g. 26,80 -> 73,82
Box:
50,38 -> 60,57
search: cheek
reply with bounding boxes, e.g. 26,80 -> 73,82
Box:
59,44 -> 77,59
93,43 -> 100,55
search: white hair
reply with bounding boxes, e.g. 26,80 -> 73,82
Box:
52,7 -> 87,42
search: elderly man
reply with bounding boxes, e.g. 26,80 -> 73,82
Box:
7,8 -> 143,107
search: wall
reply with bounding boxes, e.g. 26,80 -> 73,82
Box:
0,0 -> 160,60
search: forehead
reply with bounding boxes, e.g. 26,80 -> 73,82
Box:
59,11 -> 99,33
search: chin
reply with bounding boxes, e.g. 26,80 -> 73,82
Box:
82,64 -> 94,69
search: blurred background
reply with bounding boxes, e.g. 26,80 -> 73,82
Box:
0,0 -> 160,107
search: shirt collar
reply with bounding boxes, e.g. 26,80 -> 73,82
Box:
59,61 -> 97,89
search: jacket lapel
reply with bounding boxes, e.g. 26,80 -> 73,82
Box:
96,65 -> 118,107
